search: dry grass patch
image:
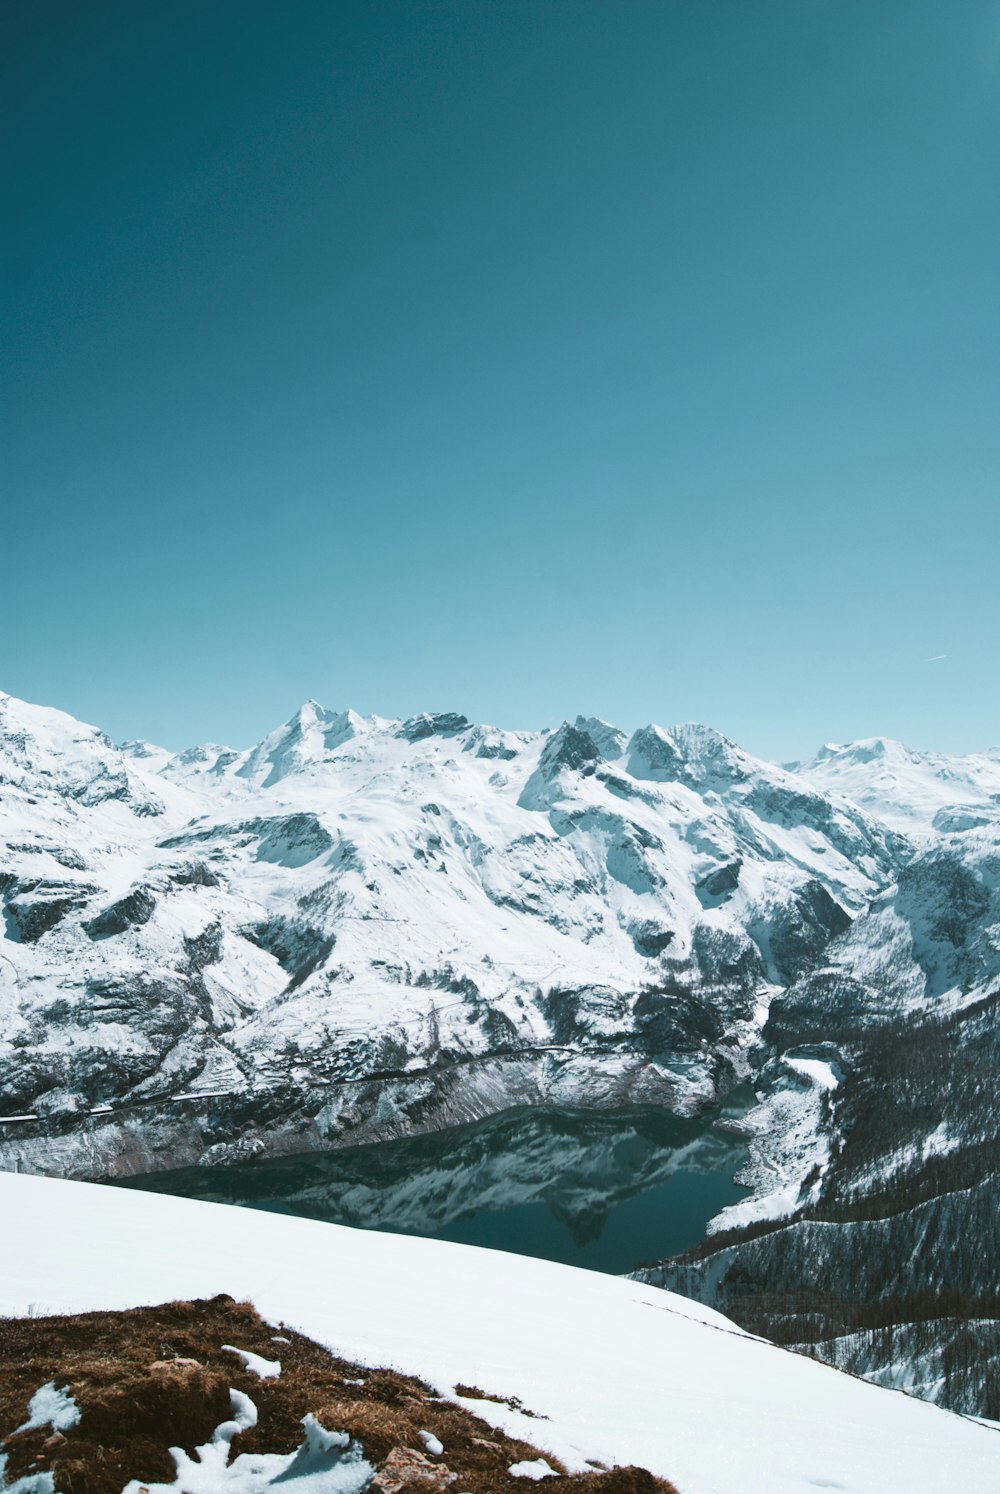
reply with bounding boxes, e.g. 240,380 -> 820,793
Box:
0,1298 -> 678,1494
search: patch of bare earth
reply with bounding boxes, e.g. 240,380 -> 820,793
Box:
0,1298 -> 678,1494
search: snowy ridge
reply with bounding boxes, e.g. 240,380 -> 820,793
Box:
1,1171 -> 997,1494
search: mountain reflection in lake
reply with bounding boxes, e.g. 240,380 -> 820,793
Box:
116,1098 -> 751,1274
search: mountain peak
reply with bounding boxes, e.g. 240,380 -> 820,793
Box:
233,701 -> 363,786
626,722 -> 751,789
573,715 -> 627,759
396,712 -> 471,743
287,699 -> 348,732
812,736 -> 912,766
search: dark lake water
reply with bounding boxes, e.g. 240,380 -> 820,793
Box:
116,1095 -> 751,1275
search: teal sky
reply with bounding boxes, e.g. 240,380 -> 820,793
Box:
5,0 -> 999,758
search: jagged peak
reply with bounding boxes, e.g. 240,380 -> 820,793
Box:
626,722 -> 754,790
514,721 -> 605,810
667,721 -> 742,755
396,712 -> 471,743
464,723 -> 524,762
119,738 -> 168,760
573,715 -> 627,760
539,721 -> 604,774
292,696 -> 328,722
233,701 -> 368,786
625,724 -> 681,778
169,741 -> 235,767
281,699 -> 350,735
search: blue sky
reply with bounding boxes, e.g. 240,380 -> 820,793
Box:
5,0 -> 999,758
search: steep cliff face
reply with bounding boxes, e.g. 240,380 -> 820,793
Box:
634,824 -> 1000,1417
0,692 -> 903,1177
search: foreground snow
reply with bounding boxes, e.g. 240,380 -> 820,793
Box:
118,1398 -> 374,1494
1,1173 -> 996,1494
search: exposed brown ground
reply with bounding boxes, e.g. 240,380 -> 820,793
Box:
0,1297 -> 678,1494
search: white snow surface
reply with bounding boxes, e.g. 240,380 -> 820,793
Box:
0,1460 -> 55,1494
117,1390 -> 373,1494
11,1381 -> 81,1436
1,1172 -> 997,1494
222,1346 -> 281,1379
784,1056 -> 838,1090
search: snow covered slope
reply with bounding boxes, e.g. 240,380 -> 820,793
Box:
0,692 -> 906,1177
1,1170 -> 997,1494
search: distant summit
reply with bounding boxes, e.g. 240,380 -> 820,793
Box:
789,735 -> 1000,833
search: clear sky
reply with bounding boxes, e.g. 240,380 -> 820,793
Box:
4,0 -> 999,759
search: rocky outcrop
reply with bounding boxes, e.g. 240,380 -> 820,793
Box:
84,887 -> 157,938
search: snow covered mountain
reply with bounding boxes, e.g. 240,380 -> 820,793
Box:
0,690 -> 904,1178
787,736 -> 1000,835
4,689 -> 1000,1419
3,1170 -> 998,1494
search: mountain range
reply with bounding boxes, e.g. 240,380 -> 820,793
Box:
2,689 -> 999,1416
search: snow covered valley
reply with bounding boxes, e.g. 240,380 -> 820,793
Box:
3,690 -> 1000,1423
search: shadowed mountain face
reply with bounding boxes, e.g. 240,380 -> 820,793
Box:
114,1099 -> 751,1274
